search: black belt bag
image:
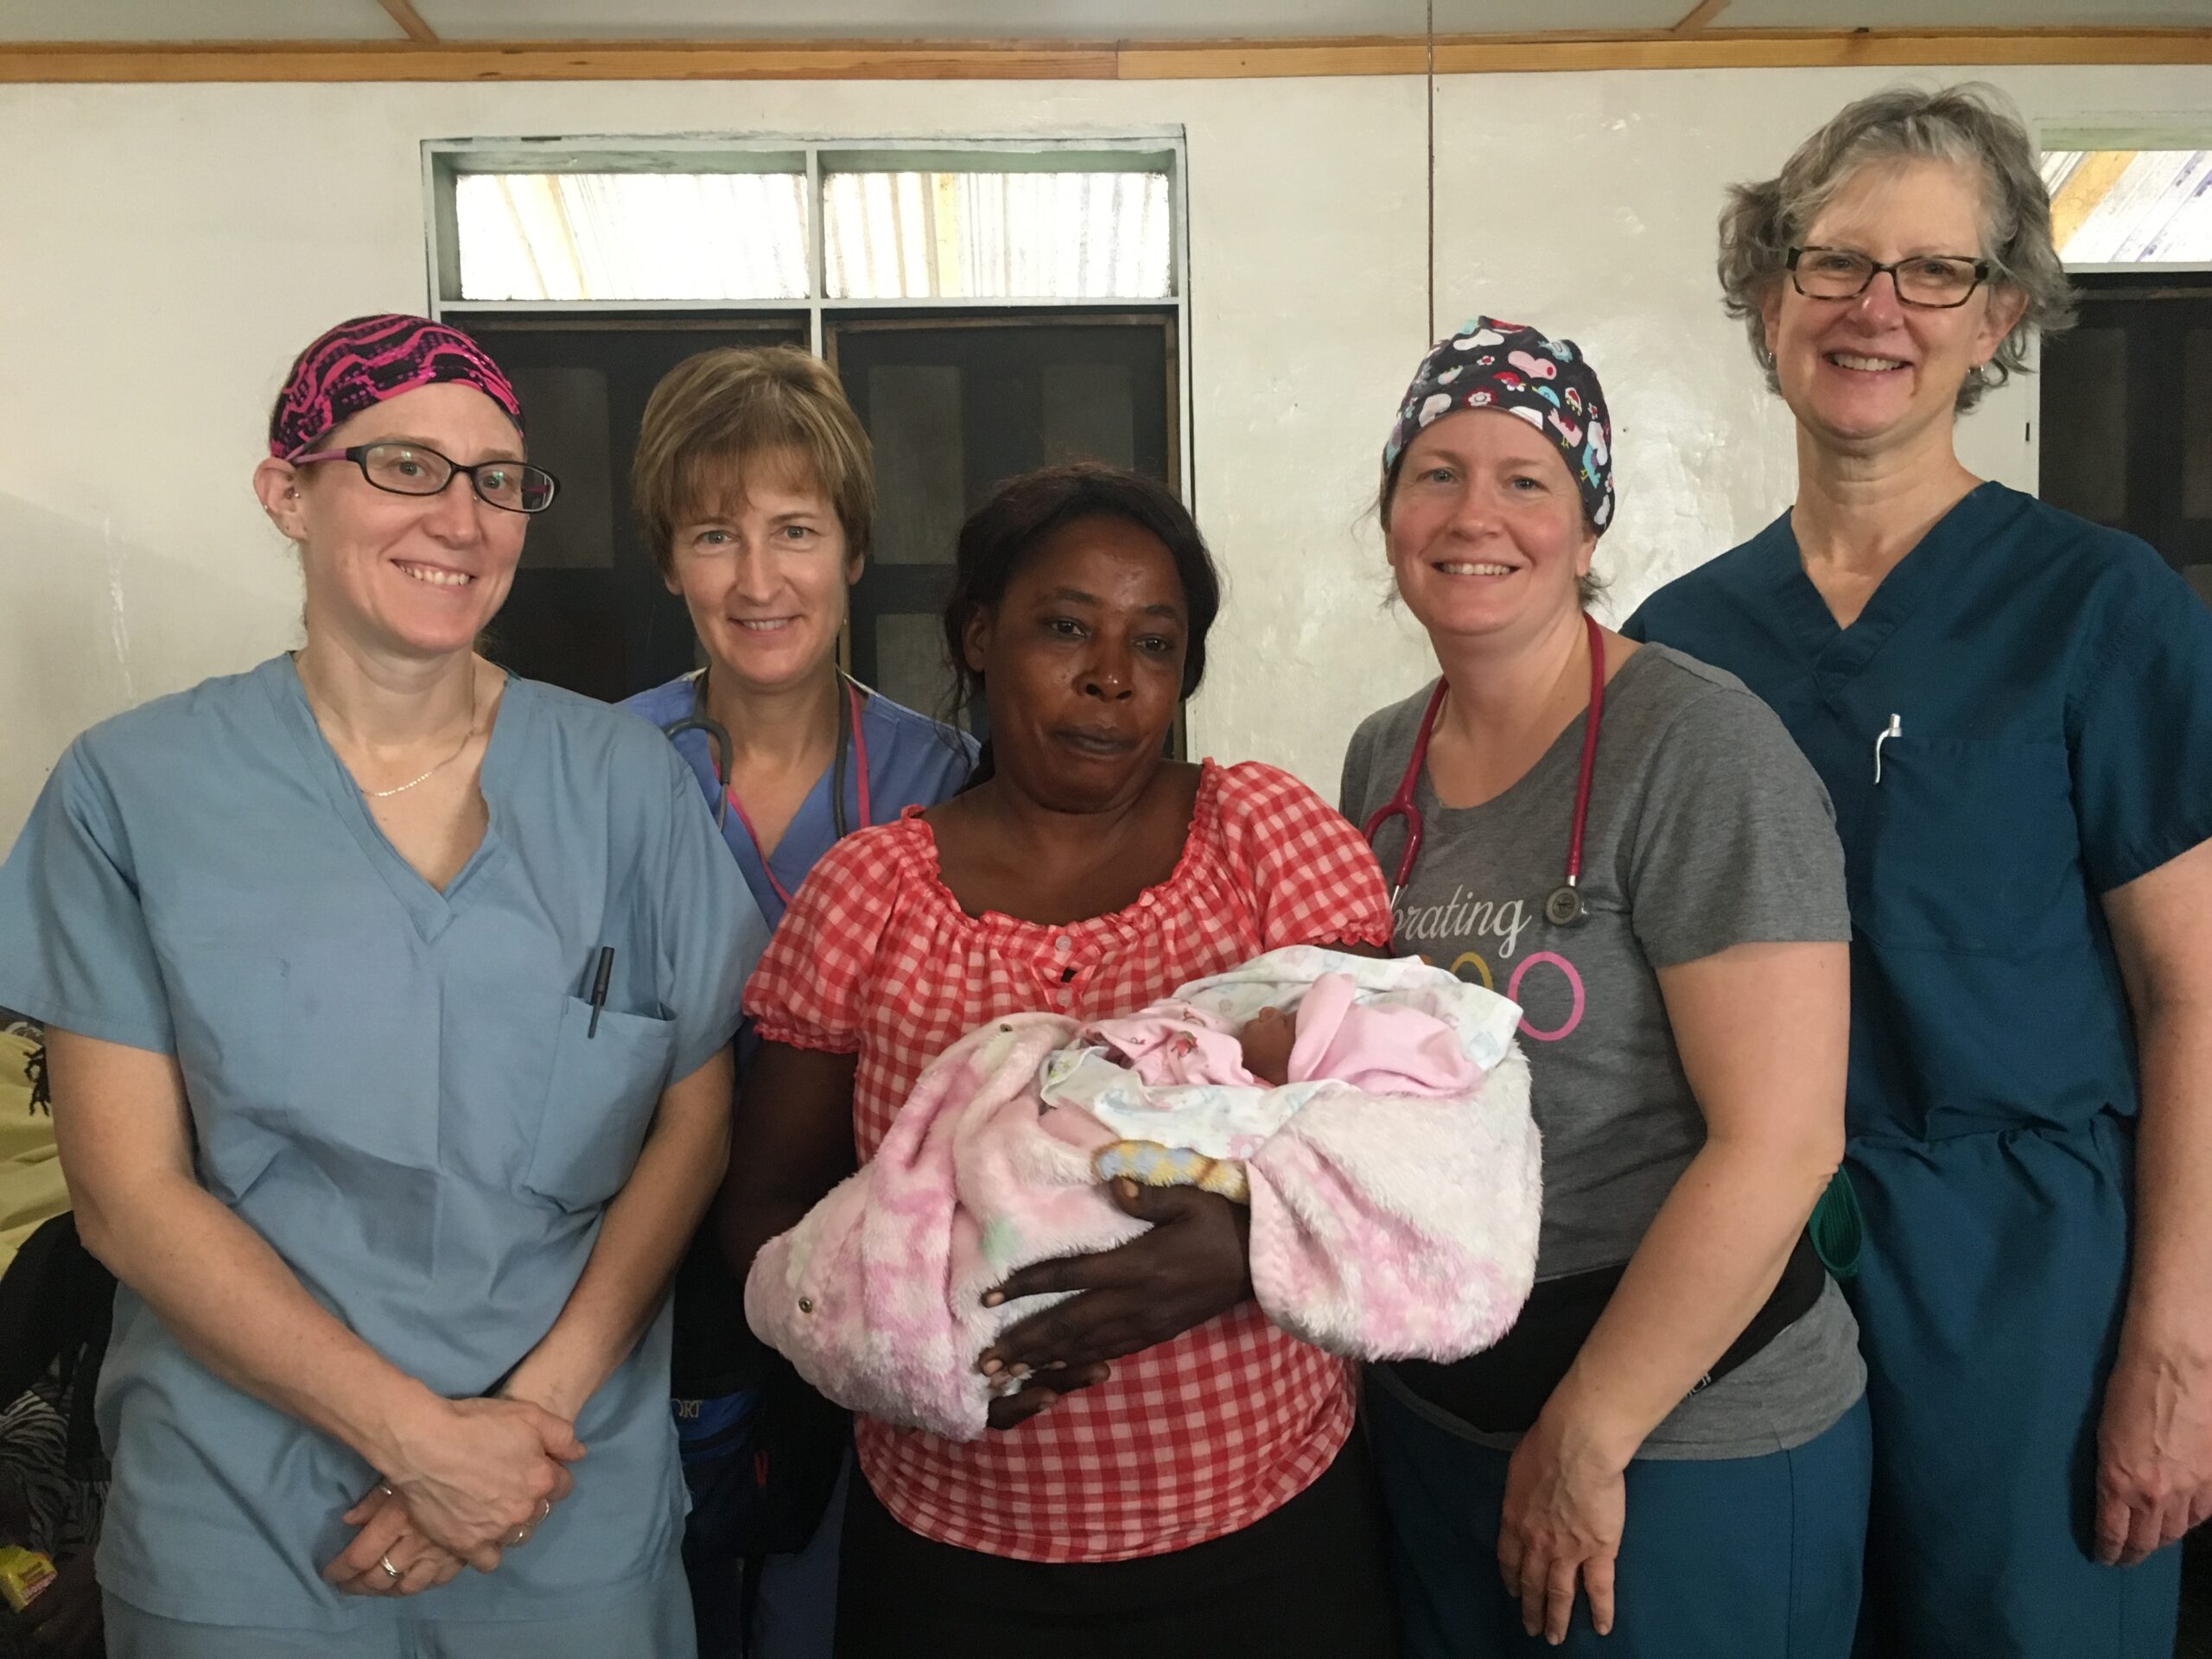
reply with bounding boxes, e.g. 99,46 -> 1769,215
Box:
1391,1230 -> 1829,1435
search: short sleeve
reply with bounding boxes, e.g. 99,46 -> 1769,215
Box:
0,741 -> 175,1052
1217,763 -> 1394,950
1624,690 -> 1852,968
648,763 -> 768,1081
2068,569 -> 2212,893
741,829 -> 899,1054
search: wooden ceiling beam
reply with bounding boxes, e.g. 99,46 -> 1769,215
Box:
1672,0 -> 1733,35
0,28 -> 2204,84
374,0 -> 439,45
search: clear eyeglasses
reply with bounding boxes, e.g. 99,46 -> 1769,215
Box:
1786,245 -> 1994,309
289,442 -> 559,513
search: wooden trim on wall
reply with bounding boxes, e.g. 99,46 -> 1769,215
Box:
1,28 -> 2206,84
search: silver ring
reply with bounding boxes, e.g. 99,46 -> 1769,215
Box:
378,1553 -> 403,1582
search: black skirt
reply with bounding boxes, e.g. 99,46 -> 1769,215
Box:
834,1429 -> 1398,1657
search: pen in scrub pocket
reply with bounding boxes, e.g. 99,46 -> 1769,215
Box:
586,946 -> 615,1038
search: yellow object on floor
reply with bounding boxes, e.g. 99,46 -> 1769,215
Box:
0,1544 -> 56,1611
0,1027 -> 67,1276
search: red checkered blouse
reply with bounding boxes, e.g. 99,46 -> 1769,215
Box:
743,760 -> 1394,1561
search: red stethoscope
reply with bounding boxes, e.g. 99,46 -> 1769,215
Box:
1362,611 -> 1606,927
664,671 -> 873,910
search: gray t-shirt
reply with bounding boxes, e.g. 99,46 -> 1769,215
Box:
1342,645 -> 1866,1459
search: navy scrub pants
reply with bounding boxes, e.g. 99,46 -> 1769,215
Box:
1371,1376 -> 1871,1659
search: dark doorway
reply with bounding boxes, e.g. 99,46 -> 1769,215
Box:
463,315 -> 807,702
2039,274 -> 2212,598
827,311 -> 1178,728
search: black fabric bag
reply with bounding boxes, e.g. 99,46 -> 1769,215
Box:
671,1231 -> 847,1564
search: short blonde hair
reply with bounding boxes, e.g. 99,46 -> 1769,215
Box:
632,346 -> 875,576
1717,83 -> 2075,414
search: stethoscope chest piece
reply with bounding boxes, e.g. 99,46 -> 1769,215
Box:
1545,884 -> 1586,927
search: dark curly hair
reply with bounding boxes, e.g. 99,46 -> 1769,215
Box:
942,464 -> 1223,733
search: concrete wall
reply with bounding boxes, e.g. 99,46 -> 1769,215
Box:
3,62 -> 2206,836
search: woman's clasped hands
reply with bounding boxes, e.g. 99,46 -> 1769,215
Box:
321,1393 -> 585,1598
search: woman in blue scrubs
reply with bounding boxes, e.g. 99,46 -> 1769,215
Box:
0,315 -> 766,1656
619,346 -> 974,1659
1627,86 -> 2212,1658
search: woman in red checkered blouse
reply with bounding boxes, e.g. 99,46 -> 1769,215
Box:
720,465 -> 1401,1655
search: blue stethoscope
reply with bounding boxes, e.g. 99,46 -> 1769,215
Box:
661,669 -> 874,907
1362,611 -> 1605,926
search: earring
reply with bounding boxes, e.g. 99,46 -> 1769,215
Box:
286,488 -> 298,499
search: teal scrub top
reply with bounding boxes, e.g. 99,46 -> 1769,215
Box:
620,674 -> 977,931
0,656 -> 766,1630
1625,483 -> 2212,1145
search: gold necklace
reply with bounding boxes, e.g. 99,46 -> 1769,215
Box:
360,671 -> 480,799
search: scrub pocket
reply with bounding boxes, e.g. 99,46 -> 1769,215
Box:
526,995 -> 677,1211
1855,738 -> 2079,956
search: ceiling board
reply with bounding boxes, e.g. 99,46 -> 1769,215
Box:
412,0 -> 1719,38
1431,0 -> 1692,29
1725,0 -> 2209,22
0,0 -> 399,40
0,0 -> 2202,47
415,0 -> 1435,41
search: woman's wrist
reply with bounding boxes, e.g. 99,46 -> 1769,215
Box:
1535,1373 -> 1645,1474
358,1378 -> 455,1479
498,1357 -> 586,1423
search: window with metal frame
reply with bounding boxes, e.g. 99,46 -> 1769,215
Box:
426,137 -> 1190,725
2038,133 -> 2212,594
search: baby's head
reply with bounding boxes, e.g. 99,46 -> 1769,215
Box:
1240,1005 -> 1297,1086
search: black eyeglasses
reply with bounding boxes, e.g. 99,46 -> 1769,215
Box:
1787,245 -> 1994,309
289,442 -> 559,514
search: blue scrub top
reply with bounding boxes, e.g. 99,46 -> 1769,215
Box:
1626,483 -> 2212,1145
0,657 -> 766,1631
620,675 -> 976,931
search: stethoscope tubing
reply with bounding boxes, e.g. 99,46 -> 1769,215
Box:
663,669 -> 874,907
1363,611 -> 1606,922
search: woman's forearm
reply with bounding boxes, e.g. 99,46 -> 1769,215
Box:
74,1161 -> 443,1471
1541,1133 -> 1834,1466
2114,981 -> 2212,1357
715,1042 -> 860,1285
504,1052 -> 734,1421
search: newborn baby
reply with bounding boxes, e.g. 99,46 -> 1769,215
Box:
1045,969 -> 1482,1204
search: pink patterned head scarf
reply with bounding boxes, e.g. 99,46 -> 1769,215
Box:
268,314 -> 525,461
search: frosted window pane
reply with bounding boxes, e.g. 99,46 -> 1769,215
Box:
2045,150 -> 2212,265
455,173 -> 809,302
823,172 -> 1172,300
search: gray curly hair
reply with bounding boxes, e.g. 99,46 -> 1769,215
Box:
1717,82 -> 2075,413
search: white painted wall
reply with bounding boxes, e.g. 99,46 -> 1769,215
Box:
2,63 -> 2206,839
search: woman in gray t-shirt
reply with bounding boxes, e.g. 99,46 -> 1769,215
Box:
1344,319 -> 1869,1656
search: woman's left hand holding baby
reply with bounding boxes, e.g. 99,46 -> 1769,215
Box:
977,1178 -> 1254,1430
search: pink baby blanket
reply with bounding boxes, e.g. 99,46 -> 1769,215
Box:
745,948 -> 1542,1441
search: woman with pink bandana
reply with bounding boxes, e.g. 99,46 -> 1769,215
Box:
0,315 -> 764,1656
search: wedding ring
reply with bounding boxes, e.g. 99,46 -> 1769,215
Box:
378,1554 -> 403,1582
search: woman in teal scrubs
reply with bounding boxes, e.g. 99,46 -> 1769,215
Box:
1627,87 -> 2212,1657
0,315 -> 765,1656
